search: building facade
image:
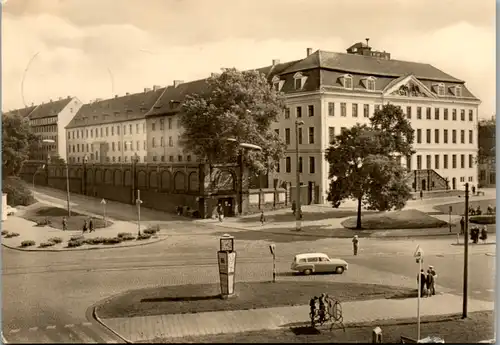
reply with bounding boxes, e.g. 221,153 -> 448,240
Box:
3,97 -> 82,162
65,86 -> 165,164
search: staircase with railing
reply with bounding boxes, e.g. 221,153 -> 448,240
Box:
407,169 -> 449,192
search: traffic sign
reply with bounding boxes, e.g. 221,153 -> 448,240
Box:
269,244 -> 276,256
101,199 -> 106,205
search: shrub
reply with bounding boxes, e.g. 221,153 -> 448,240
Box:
470,215 -> 496,225
20,240 -> 36,247
47,237 -> 63,244
35,218 -> 52,226
1,230 -> 8,236
143,226 -> 160,235
70,235 -> 84,241
84,237 -> 105,245
117,232 -> 132,238
137,233 -> 152,240
103,237 -> 122,245
67,239 -> 84,248
3,176 -> 36,207
5,232 -> 20,238
39,241 -> 55,248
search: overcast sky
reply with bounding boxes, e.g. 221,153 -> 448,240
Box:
2,0 -> 495,118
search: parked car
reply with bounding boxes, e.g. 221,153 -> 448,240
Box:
6,206 -> 17,216
291,252 -> 348,275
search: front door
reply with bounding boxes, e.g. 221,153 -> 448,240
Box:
421,179 -> 426,191
452,178 -> 456,190
223,198 -> 234,217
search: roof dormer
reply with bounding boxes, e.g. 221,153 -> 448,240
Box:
362,76 -> 376,91
293,72 -> 307,90
341,74 -> 353,89
272,75 -> 285,92
432,83 -> 446,97
453,85 -> 462,98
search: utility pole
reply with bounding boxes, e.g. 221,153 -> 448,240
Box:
295,120 -> 304,231
462,182 -> 469,318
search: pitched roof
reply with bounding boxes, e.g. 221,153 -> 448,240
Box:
28,97 -> 73,119
3,105 -> 37,119
281,50 -> 463,83
66,88 -> 165,129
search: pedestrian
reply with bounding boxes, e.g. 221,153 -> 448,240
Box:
89,218 -> 94,233
476,205 -> 482,215
82,219 -> 88,234
480,225 -> 488,243
291,200 -> 297,216
460,216 -> 465,235
217,204 -> 224,222
260,211 -> 266,226
418,269 -> 427,297
420,190 -> 423,200
352,235 -> 359,256
428,266 -> 437,296
62,217 -> 67,231
472,185 -> 476,195
318,293 -> 327,323
426,269 -> 434,297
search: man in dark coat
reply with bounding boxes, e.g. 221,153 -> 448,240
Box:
417,269 -> 426,297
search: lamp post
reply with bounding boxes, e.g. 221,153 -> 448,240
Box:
463,182 -> 470,318
414,245 -> 424,341
136,189 -> 143,236
295,120 -> 304,231
32,164 -> 46,189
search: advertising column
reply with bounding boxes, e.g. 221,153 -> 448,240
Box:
218,234 -> 236,298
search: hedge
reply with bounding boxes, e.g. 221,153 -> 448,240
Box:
469,215 -> 496,225
137,233 -> 152,240
21,240 -> 36,247
39,242 -> 55,248
3,176 -> 36,207
48,237 -> 63,244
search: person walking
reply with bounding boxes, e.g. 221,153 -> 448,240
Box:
89,218 -> 94,233
480,225 -> 488,243
428,265 -> 437,295
460,216 -> 465,235
62,217 -> 67,231
260,211 -> 266,226
291,201 -> 297,216
352,235 -> 359,256
82,220 -> 88,234
426,269 -> 434,297
217,204 -> 224,222
418,269 -> 427,297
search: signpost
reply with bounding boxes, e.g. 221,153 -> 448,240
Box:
218,234 -> 236,299
448,206 -> 453,232
136,190 -> 143,236
101,199 -> 107,227
269,243 -> 276,283
413,245 -> 424,342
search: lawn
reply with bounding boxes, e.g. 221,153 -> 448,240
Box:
96,281 -> 413,319
143,311 -> 493,343
21,204 -> 112,230
434,199 -> 496,217
341,209 -> 447,230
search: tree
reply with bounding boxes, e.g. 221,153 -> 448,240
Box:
2,112 -> 40,178
179,68 -> 287,179
50,153 -> 66,165
478,116 -> 495,163
326,104 -> 415,229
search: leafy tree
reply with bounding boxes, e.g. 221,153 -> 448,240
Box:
2,112 -> 40,178
478,117 -> 495,163
50,153 -> 66,165
326,104 -> 414,229
179,68 -> 286,179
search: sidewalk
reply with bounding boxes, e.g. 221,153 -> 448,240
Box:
95,293 -> 494,342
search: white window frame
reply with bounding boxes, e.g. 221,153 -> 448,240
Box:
365,76 -> 376,91
293,72 -> 306,90
454,86 -> 462,98
342,74 -> 353,89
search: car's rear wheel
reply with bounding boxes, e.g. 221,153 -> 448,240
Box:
303,269 -> 312,275
335,266 -> 345,274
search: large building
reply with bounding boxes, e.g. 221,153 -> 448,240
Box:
65,86 -> 165,164
3,97 -> 82,162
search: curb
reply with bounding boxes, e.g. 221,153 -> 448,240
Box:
93,306 -> 132,344
450,242 -> 496,247
1,235 -> 168,252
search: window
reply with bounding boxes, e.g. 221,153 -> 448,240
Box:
444,154 -> 448,169
417,155 -> 422,169
285,108 -> 290,119
328,103 -> 335,116
460,110 -> 465,121
152,137 -> 156,148
426,155 -> 431,169
426,107 -> 431,120
187,155 -> 191,162
136,124 -> 139,133
285,157 -> 291,173
460,176 -> 465,182
295,78 -> 302,90
285,128 -> 291,145
329,127 -> 335,144
435,155 -> 440,169
437,83 -> 445,96
406,106 -> 412,119
460,154 -> 465,168
444,129 -> 448,143
452,109 -> 457,121
417,107 -> 422,119
168,118 -> 173,129
308,105 -> 314,117
143,141 -> 146,150
296,106 -> 302,118
352,103 -> 358,117
117,126 -> 120,135
434,129 -> 440,143
469,130 -> 473,144
160,119 -> 164,130
118,142 -> 121,151
452,154 -> 457,168
468,110 -> 473,121
308,127 -> 315,144
363,104 -> 369,118
152,121 -> 156,131
455,86 -> 462,97
298,157 -> 303,173
309,157 -> 315,173
366,78 -> 375,91
178,155 -> 182,162
341,103 -> 347,117
444,108 -> 448,120
452,130 -> 457,144
112,142 -> 115,151
469,154 -> 474,168
343,75 -> 353,89
159,155 -> 165,162
406,155 -> 412,170
105,127 -> 109,136
276,161 -> 280,173
169,136 -> 173,147
136,141 -> 140,150
460,130 -> 465,144
468,176 -> 473,182
298,128 -> 303,145
426,129 -> 431,143
129,124 -> 132,134
434,108 -> 439,120
417,129 -> 422,143
169,156 -> 174,162
160,136 -> 164,147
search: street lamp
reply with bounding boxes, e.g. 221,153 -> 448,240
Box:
41,138 -> 71,216
463,182 -> 470,318
294,120 -> 304,231
226,138 -> 262,215
32,164 -> 46,189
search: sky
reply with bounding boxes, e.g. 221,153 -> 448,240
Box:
1,0 -> 495,118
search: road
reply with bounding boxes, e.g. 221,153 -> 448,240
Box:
2,187 -> 496,343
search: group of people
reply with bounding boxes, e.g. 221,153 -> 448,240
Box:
459,216 -> 489,243
309,293 -> 331,324
418,265 -> 437,297
291,201 -> 303,219
82,218 -> 95,233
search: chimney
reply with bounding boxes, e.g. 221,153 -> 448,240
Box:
365,38 -> 370,47
126,92 -> 130,96
173,80 -> 184,88
67,96 -> 70,99
152,85 -> 161,91
144,87 -> 152,93
49,98 -> 53,102
31,102 -> 34,106
306,48 -> 313,56
272,59 -> 280,66
114,95 -> 118,98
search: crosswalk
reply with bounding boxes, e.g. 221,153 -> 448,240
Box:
3,322 -> 122,344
